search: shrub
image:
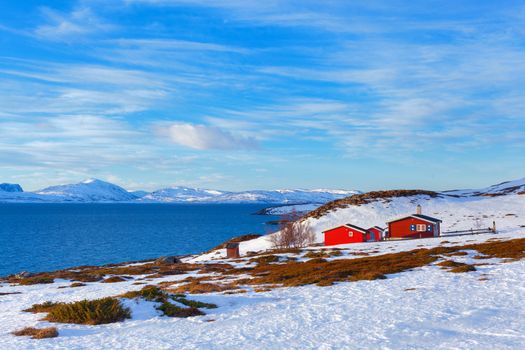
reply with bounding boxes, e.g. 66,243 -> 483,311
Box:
70,282 -> 86,288
157,301 -> 204,317
18,276 -> 54,285
120,285 -> 166,302
270,210 -> 315,249
170,281 -> 235,294
12,327 -> 58,339
172,296 -> 217,309
44,298 -> 131,325
23,301 -> 61,313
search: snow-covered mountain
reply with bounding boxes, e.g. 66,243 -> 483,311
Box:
142,187 -> 228,202
443,177 -> 525,197
141,187 -> 360,204
36,179 -> 137,202
0,179 -> 359,204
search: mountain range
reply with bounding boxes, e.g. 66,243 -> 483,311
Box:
1,177 -> 524,205
0,179 -> 359,204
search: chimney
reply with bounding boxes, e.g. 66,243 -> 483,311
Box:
416,204 -> 422,215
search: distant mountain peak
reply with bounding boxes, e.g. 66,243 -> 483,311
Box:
0,183 -> 23,193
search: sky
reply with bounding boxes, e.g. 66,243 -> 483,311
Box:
0,0 -> 524,192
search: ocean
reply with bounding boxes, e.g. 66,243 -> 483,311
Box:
0,203 -> 278,276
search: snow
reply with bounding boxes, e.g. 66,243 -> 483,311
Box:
36,179 -> 137,202
1,230 -> 524,349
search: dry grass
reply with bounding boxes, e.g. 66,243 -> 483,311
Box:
437,260 -> 477,273
249,255 -> 280,265
169,281 -> 239,294
17,276 -> 54,285
70,282 -> 86,288
102,276 -> 127,283
303,251 -> 330,259
12,327 -> 58,339
449,265 -> 477,273
44,298 -> 131,325
242,248 -> 440,288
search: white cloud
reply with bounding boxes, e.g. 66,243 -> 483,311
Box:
163,123 -> 257,150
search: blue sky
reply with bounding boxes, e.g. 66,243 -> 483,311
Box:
0,0 -> 524,191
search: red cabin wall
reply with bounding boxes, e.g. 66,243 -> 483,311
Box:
388,218 -> 437,239
324,226 -> 366,246
367,228 -> 382,241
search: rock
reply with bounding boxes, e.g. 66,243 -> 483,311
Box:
15,271 -> 33,278
155,256 -> 181,265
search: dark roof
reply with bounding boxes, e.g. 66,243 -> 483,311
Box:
344,223 -> 368,233
387,214 -> 442,224
369,226 -> 384,231
225,243 -> 239,249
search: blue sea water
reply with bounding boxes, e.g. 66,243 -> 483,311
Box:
0,203 -> 278,276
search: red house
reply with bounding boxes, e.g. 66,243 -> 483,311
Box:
323,224 -> 369,246
387,214 -> 442,239
367,226 -> 384,242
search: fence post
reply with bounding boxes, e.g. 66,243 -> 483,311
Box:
492,221 -> 497,234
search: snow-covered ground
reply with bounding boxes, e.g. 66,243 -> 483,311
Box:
1,230 -> 524,350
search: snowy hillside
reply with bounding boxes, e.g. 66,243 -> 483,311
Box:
200,180 -> 525,258
444,177 -> 525,197
36,179 -> 137,202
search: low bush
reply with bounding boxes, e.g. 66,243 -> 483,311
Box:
157,301 -> 204,317
12,327 -> 58,339
172,296 -> 217,309
44,298 -> 131,325
23,301 -> 61,313
120,285 -> 166,302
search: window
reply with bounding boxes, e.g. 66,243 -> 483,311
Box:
348,231 -> 353,237
416,224 -> 426,232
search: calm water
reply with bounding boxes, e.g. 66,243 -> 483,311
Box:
0,203 -> 278,276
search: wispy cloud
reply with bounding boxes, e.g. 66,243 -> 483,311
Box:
35,6 -> 114,41
161,123 -> 258,150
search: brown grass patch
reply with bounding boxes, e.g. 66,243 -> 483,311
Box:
169,281 -> 237,294
449,265 -> 477,273
12,327 -> 58,339
70,282 -> 86,288
102,276 -> 127,283
17,276 -> 54,285
249,255 -> 280,265
303,251 -> 330,259
444,251 -> 469,256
